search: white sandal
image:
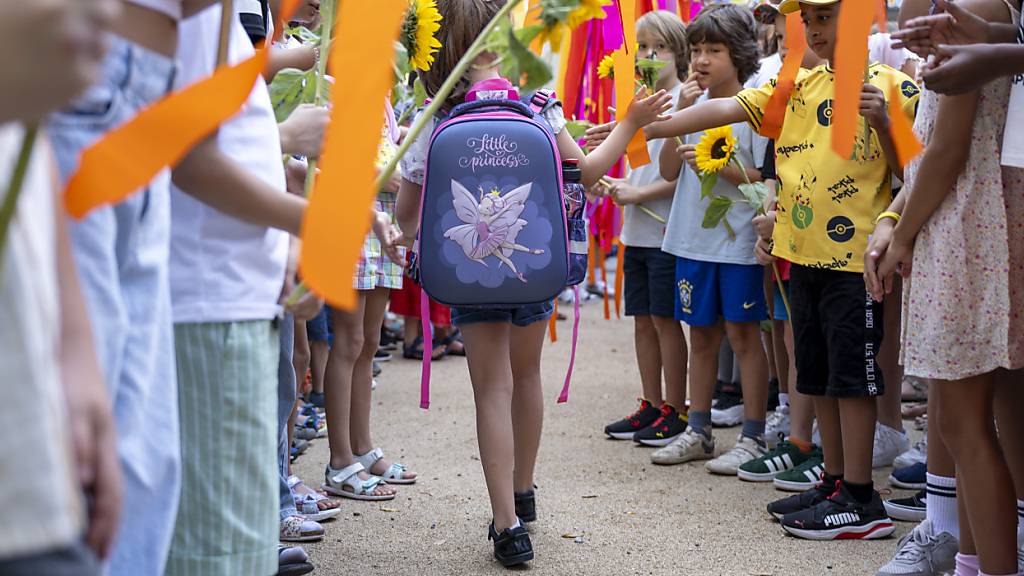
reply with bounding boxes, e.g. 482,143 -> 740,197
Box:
321,462 -> 395,501
355,448 -> 417,485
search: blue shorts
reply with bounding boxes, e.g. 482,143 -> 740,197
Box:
624,247 -> 676,318
306,306 -> 331,342
675,257 -> 767,326
773,281 -> 790,321
451,301 -> 554,327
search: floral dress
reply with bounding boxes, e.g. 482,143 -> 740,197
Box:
901,4 -> 1024,379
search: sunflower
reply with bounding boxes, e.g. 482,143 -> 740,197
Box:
694,126 -> 737,175
402,0 -> 443,72
566,0 -> 612,29
597,53 -> 614,79
536,0 -> 611,50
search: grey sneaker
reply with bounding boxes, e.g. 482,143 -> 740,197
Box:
651,428 -> 715,465
875,519 -> 957,576
705,434 -> 768,475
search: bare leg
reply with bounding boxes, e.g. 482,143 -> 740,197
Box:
814,397 -> 844,477
724,321 -> 769,424
462,322 -> 517,531
634,315 -> 664,406
310,340 -> 329,396
351,288 -> 417,481
292,318 -> 311,397
689,323 -> 726,414
936,374 -> 1017,574
784,322 -> 815,442
838,397 -> 876,485
510,320 -> 547,493
876,280 -> 904,431
994,368 -> 1024,503
324,295 -> 395,496
651,315 -> 688,409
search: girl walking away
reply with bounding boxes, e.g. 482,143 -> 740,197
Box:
396,0 -> 673,566
869,0 -> 1023,571
602,10 -> 690,448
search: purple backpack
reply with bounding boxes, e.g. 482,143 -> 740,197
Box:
413,78 -> 582,408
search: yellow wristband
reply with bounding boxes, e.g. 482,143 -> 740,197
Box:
875,211 -> 901,225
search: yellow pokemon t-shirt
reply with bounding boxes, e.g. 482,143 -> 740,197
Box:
734,63 -> 920,273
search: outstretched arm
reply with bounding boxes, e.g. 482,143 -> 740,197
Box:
644,98 -> 748,141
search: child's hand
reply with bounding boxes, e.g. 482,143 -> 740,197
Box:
623,88 -> 674,130
752,211 -> 776,242
864,218 -> 896,302
860,84 -> 889,131
285,289 -> 325,321
380,168 -> 403,194
892,0 -> 990,58
285,158 -> 311,196
604,177 -> 641,205
583,120 -> 616,149
875,234 -> 914,297
279,104 -> 331,158
754,235 -> 776,266
679,73 -> 704,110
372,210 -> 407,266
677,143 -> 699,173
921,44 -> 997,95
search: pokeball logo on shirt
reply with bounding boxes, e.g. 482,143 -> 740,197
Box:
826,216 -> 855,243
817,99 -> 834,127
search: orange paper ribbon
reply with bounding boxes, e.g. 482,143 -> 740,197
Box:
887,80 -> 923,167
678,0 -> 691,23
64,0 -> 300,219
613,48 -> 651,169
549,300 -> 558,342
831,1 -> 874,159
300,0 -> 407,310
760,12 -> 806,140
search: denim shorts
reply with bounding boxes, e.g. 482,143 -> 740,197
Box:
450,301 -> 555,327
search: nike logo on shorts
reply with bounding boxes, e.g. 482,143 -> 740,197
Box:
743,302 -> 756,310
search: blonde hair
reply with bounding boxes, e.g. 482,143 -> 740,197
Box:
419,0 -> 507,112
637,10 -> 689,81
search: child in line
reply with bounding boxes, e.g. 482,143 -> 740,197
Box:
396,0 -> 673,566
603,9 -> 691,448
632,0 -> 920,539
869,0 -> 1023,571
649,4 -> 772,476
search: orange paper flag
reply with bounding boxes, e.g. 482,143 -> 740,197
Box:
300,0 -> 407,310
613,48 -> 651,168
526,0 -> 544,53
831,1 -> 874,159
678,0 -> 691,23
876,0 -> 889,33
887,81 -> 923,167
65,0 -> 300,218
549,300 -> 558,342
760,12 -> 806,140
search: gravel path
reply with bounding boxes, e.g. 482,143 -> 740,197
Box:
292,303 -> 918,576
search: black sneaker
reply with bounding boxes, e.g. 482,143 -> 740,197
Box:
604,398 -> 661,440
767,476 -> 836,520
711,391 -> 743,427
488,522 -> 533,567
781,482 -> 896,540
767,377 -> 780,412
374,348 -> 392,362
884,490 -> 926,522
634,403 -> 687,447
514,489 -> 537,523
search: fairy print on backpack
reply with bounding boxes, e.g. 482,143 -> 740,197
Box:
416,77 -> 569,307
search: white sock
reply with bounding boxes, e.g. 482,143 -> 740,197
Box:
927,472 -> 959,540
778,393 -> 790,408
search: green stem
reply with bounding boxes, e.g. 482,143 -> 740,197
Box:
637,204 -> 666,224
0,126 -> 38,272
302,0 -> 337,200
721,218 -> 736,240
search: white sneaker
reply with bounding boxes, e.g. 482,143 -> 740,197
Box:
875,519 -> 957,576
873,423 -> 911,469
711,395 -> 744,427
765,406 -> 791,448
706,435 -> 768,475
651,428 -> 715,465
893,437 -> 928,470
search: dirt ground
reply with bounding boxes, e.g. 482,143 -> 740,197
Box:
293,300 -> 919,576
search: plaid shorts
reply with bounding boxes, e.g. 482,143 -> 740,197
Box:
354,192 -> 405,291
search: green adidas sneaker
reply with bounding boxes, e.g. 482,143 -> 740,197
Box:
737,440 -> 818,482
771,450 -> 826,492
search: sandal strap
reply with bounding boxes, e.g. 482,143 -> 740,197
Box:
382,463 -> 406,480
327,462 -> 365,485
287,475 -> 302,490
355,448 -> 385,471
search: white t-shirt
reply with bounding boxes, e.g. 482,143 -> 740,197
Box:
0,124 -> 83,558
868,33 -> 918,73
1003,19 -> 1024,167
661,93 -> 760,266
744,54 -> 783,174
621,84 -> 682,248
126,0 -> 183,20
169,5 -> 288,324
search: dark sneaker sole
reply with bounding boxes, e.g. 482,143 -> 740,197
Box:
782,519 -> 896,541
887,474 -> 926,490
495,550 -> 534,567
883,500 -> 926,522
636,434 -> 683,447
605,430 -> 637,440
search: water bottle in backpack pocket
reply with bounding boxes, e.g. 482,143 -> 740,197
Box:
561,159 -> 588,287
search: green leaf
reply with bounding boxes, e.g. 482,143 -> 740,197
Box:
269,67 -> 308,122
702,196 -> 734,230
565,119 -> 595,141
636,57 -> 667,92
496,19 -> 552,91
413,77 -> 428,108
739,182 -> 770,211
700,172 -> 718,200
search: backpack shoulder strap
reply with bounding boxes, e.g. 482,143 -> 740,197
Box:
524,90 -> 561,117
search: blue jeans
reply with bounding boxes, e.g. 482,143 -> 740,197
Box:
278,315 -> 298,521
47,37 -> 179,576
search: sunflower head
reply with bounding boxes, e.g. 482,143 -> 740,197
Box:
597,54 -> 614,79
694,126 -> 737,175
402,0 -> 443,72
566,0 -> 613,29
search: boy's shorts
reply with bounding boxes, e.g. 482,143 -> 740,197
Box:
675,257 -> 767,326
306,306 -> 331,342
790,265 -> 885,398
451,301 -> 554,327
624,246 -> 677,318
772,281 -> 790,322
